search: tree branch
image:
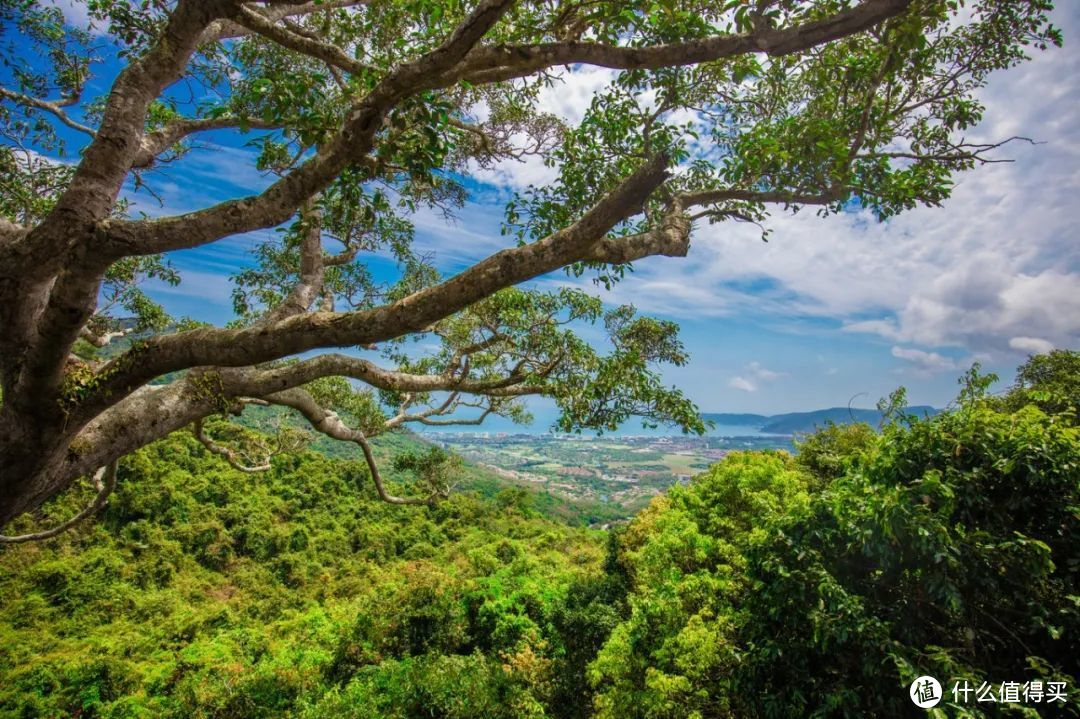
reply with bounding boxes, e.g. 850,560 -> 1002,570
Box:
259,201 -> 326,324
0,462 -> 117,544
200,1 -> 373,43
0,86 -> 97,137
437,0 -> 914,87
389,404 -> 497,427
859,136 -> 1039,165
234,5 -> 371,75
678,186 -> 848,208
264,388 -> 439,505
80,154 -> 668,421
231,353 -> 538,398
132,115 -> 284,169
79,326 -> 134,348
583,185 -> 848,265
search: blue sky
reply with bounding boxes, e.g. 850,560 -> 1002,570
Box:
22,2 -> 1080,422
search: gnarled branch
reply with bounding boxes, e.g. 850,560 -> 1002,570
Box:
0,462 -> 117,544
192,418 -> 274,473
264,388 -> 440,505
76,154 -> 671,423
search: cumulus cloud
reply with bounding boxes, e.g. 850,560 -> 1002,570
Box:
845,262 -> 1080,353
729,361 -> 786,392
1009,336 -> 1055,355
891,346 -> 958,376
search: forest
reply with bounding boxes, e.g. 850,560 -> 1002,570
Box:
1,352 -> 1076,718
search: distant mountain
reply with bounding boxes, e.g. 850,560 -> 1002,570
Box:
701,413 -> 770,426
702,406 -> 939,435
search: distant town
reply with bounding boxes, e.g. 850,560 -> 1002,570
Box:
427,431 -> 794,511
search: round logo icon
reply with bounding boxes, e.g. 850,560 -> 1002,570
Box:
910,676 -> 942,709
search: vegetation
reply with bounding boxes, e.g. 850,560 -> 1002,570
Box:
2,354 -> 1076,717
0,433 -> 606,718
589,361 -> 1079,718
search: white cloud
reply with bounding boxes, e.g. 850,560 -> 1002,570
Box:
891,346 -> 958,375
747,361 -> 784,381
729,361 -> 786,392
729,376 -> 757,392
857,264 -> 1080,353
1009,336 -> 1055,355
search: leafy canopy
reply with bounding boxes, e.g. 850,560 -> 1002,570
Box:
0,0 -> 1062,520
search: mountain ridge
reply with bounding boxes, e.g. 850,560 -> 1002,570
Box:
703,406 -> 939,434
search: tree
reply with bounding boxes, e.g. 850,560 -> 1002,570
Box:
590,371 -> 1080,718
0,0 -> 1061,527
589,451 -> 811,719
1002,348 -> 1080,418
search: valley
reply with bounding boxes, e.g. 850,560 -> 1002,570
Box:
426,431 -> 795,516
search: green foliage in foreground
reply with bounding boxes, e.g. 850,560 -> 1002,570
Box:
591,367 -> 1079,718
0,437 -> 605,718
1,355 -> 1078,718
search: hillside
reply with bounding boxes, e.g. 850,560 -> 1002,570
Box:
0,433 -> 607,718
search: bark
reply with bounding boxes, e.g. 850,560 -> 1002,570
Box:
0,463 -> 117,544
